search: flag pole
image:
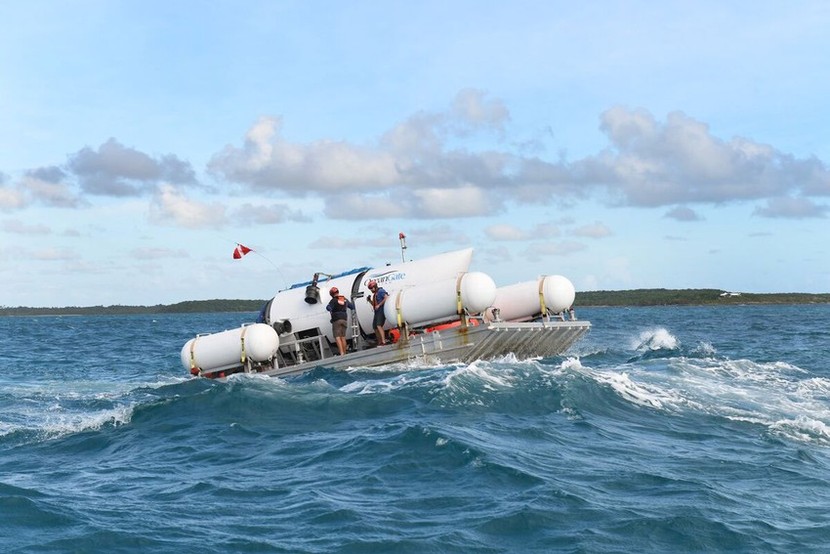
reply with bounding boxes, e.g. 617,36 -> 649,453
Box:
230,241 -> 288,290
250,250 -> 288,291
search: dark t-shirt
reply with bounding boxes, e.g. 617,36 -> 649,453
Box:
373,287 -> 388,312
326,296 -> 354,322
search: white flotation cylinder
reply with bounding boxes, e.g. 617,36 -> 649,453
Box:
487,275 -> 576,322
384,271 -> 497,328
181,323 -> 279,375
542,275 -> 576,314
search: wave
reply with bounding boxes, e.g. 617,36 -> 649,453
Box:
576,325 -> 722,369
0,376 -> 190,447
632,327 -> 680,352
574,352 -> 830,445
5,337 -> 828,451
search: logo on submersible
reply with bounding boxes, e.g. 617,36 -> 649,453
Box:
365,270 -> 406,287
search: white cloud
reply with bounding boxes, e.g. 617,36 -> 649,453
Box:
130,247 -> 190,260
413,185 -> 497,218
524,240 -> 587,261
323,192 -> 411,220
480,244 -> 515,265
406,224 -> 470,245
582,107 -> 830,210
323,184 -> 500,220
208,90 -> 517,205
209,116 -> 402,192
485,222 -> 562,242
207,98 -> 830,222
0,185 -> 27,211
7,93 -> 830,237
231,202 -> 312,224
149,184 -> 227,229
753,196 -> 828,219
450,88 -> 510,133
2,218 -> 51,235
485,223 -> 527,241
21,171 -> 86,208
572,221 -> 612,238
664,206 -> 703,221
68,138 -> 197,196
31,248 -> 79,261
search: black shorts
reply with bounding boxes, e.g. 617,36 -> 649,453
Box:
373,310 -> 386,329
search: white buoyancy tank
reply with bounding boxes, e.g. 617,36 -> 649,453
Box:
361,248 -> 473,291
487,275 -> 576,321
181,323 -> 279,374
384,271 -> 497,328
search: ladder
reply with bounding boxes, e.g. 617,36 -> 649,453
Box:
349,307 -> 360,352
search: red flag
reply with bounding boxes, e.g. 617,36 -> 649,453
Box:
233,244 -> 252,259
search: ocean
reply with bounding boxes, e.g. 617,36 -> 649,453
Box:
1,305 -> 829,553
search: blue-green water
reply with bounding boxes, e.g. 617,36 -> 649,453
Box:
1,305 -> 829,553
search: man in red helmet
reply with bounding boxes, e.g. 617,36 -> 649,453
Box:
367,280 -> 388,346
326,286 -> 355,355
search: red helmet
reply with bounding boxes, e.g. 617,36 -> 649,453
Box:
329,286 -> 339,296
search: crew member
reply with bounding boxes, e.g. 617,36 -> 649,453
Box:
326,286 -> 355,355
367,280 -> 388,346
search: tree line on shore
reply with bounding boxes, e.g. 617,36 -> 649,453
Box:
576,289 -> 830,307
0,299 -> 265,316
2,289 -> 829,316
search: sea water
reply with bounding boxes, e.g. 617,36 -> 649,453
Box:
1,305 -> 829,553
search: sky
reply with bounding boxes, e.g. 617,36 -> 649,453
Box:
1,1 -> 829,308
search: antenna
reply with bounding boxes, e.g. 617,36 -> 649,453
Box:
399,232 -> 407,262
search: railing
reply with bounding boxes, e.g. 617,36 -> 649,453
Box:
277,333 -> 332,367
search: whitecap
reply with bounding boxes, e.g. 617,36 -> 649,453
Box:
443,360 -> 516,390
770,416 -> 830,445
592,371 -> 668,409
559,356 -> 583,371
340,369 -> 442,395
3,403 -> 137,444
693,341 -> 717,357
632,327 -> 680,351
592,354 -> 830,446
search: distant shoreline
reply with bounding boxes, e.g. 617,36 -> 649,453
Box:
575,289 -> 830,307
2,289 -> 828,316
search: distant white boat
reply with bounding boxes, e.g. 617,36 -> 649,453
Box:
181,248 -> 590,378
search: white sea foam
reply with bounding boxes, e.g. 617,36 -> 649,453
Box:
341,369 -> 443,395
470,361 -> 517,389
770,416 -> 830,444
0,375 -> 187,443
632,327 -> 679,351
560,357 -> 583,371
339,379 -> 393,395
344,357 -> 451,375
1,403 -> 137,442
40,404 -> 135,436
592,371 -> 668,409
486,352 -> 542,365
443,360 -> 516,390
588,351 -> 830,445
693,341 -> 717,357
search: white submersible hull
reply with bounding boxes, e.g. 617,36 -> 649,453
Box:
181,248 -> 591,378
